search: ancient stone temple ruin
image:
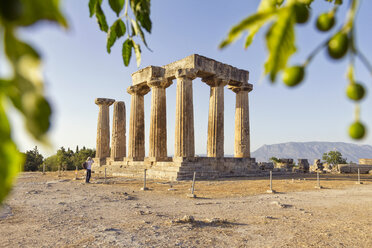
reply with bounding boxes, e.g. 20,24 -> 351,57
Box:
93,54 -> 258,180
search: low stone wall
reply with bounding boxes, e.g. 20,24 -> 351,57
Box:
93,157 -> 258,180
359,158 -> 372,165
338,164 -> 372,174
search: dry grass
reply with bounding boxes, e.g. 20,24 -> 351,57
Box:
47,171 -> 372,199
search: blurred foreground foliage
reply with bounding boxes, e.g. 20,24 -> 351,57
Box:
220,0 -> 370,140
0,0 -> 67,204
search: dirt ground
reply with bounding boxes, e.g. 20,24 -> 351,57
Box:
1,171 -> 372,247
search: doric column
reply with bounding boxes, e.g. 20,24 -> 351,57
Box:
174,69 -> 197,158
95,98 -> 115,159
202,76 -> 228,158
228,84 -> 253,158
111,101 -> 126,160
148,78 -> 172,160
127,84 -> 150,161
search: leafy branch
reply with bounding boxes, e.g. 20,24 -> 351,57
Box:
89,0 -> 152,67
220,0 -> 371,140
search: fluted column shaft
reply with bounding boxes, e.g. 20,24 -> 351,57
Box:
127,85 -> 150,160
111,101 -> 126,160
148,79 -> 172,159
203,77 -> 228,158
175,69 -> 197,158
95,98 -> 115,159
229,84 -> 252,158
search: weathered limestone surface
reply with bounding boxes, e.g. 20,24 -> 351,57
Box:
95,98 -> 115,160
298,159 -> 309,173
359,158 -> 372,165
127,84 -> 150,161
132,54 -> 249,87
229,84 -> 252,158
111,101 -> 126,161
148,79 -> 172,160
94,54 -> 258,180
338,164 -> 372,174
203,76 -> 228,158
174,69 -> 197,158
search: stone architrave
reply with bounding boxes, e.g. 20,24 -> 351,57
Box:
148,78 -> 173,160
95,98 -> 115,159
127,84 -> 150,161
111,101 -> 126,160
174,69 -> 197,158
202,76 -> 228,158
228,83 -> 252,158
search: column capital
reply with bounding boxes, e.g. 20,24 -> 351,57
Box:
95,98 -> 115,106
228,83 -> 253,93
147,78 -> 173,89
175,68 -> 197,80
202,75 -> 229,87
127,83 -> 151,96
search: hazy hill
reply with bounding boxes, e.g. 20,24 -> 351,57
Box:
251,142 -> 372,163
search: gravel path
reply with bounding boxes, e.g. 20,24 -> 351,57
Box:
1,172 -> 371,247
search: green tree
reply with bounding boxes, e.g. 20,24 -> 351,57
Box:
322,151 -> 347,165
73,147 -> 96,169
24,146 -> 44,171
56,147 -> 75,171
41,154 -> 59,172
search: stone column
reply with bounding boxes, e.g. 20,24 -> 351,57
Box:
174,69 -> 197,158
148,78 -> 172,160
111,101 -> 126,160
228,84 -> 252,158
95,98 -> 115,159
127,84 -> 150,161
203,76 -> 228,158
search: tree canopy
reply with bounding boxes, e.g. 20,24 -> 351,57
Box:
322,150 -> 347,165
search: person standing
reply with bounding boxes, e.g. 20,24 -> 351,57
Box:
85,157 -> 94,183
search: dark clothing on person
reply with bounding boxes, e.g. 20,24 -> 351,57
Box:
86,169 -> 91,183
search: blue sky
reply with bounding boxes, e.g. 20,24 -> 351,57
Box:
10,0 -> 372,156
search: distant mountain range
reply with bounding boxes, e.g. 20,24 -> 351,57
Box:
251,142 -> 372,163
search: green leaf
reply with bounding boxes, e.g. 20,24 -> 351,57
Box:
132,41 -> 141,67
4,29 -> 40,63
23,94 -> 52,139
264,6 -> 296,82
115,19 -> 126,37
109,0 -> 125,17
130,19 -> 149,48
219,0 -> 278,49
17,0 -> 68,28
0,139 -> 23,204
95,1 -> 108,32
122,39 -> 133,66
107,19 -> 126,53
0,97 -> 23,204
89,0 -> 98,17
219,10 -> 276,49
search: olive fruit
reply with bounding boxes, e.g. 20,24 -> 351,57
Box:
294,4 -> 310,24
282,66 -> 305,87
346,83 -> 366,101
327,32 -> 348,59
316,12 -> 335,32
349,121 -> 366,140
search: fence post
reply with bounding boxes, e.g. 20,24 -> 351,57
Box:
141,169 -> 149,191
